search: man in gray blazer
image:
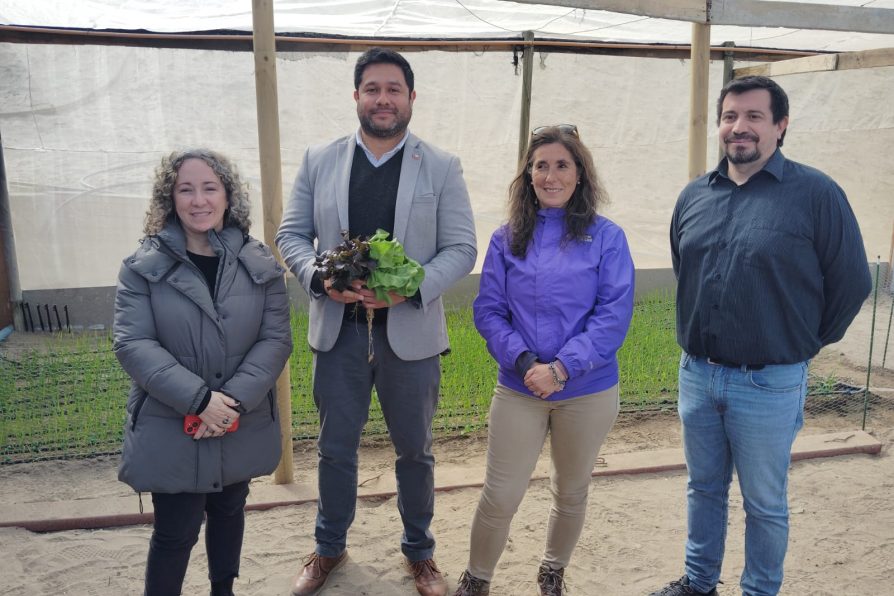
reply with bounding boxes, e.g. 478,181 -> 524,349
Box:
276,48 -> 477,596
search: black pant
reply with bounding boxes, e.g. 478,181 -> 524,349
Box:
144,481 -> 250,596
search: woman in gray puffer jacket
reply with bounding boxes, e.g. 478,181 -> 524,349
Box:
114,149 -> 292,596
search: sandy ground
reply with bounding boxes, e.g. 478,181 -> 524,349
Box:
1,294 -> 892,595
0,409 -> 891,596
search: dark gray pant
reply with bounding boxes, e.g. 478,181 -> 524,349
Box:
312,318 -> 440,561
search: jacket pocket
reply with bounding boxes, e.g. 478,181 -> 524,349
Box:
267,389 -> 276,421
131,390 -> 148,430
748,362 -> 808,393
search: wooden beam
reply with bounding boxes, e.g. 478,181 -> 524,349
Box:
735,53 -> 839,77
251,0 -> 294,485
734,47 -> 894,78
689,22 -> 711,180
501,0 -> 707,22
838,47 -> 894,70
0,25 -> 822,62
504,0 -> 894,35
711,0 -> 894,35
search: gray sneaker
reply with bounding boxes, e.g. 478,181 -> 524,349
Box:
452,570 -> 490,596
649,575 -> 718,596
536,563 -> 567,596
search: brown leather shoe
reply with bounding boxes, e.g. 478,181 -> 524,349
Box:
290,551 -> 347,596
406,557 -> 448,596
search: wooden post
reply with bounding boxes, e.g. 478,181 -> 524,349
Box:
251,0 -> 294,484
718,41 -> 735,163
0,145 -> 22,330
888,219 -> 894,291
517,31 -> 534,166
689,22 -> 711,180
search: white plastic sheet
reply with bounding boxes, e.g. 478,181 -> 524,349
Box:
2,0 -> 894,52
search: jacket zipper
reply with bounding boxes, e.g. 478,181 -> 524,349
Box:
156,235 -> 218,390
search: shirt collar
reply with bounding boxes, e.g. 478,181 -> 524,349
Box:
355,129 -> 410,168
537,207 -> 566,219
709,148 -> 785,185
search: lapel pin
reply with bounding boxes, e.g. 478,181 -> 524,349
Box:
412,152 -> 421,160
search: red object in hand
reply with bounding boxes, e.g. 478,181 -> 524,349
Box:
184,415 -> 239,435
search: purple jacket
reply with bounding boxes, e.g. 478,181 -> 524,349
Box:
473,209 -> 635,400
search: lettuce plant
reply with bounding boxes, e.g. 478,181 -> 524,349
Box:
315,229 -> 425,361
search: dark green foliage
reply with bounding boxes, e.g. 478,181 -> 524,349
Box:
616,291 -> 680,408
0,334 -> 130,463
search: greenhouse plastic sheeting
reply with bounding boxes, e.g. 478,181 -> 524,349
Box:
2,0 -> 894,52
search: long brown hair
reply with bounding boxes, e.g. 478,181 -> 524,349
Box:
507,126 -> 608,257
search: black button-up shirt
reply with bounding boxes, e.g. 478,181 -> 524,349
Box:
671,149 -> 871,365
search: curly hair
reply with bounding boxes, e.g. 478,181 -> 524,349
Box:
143,149 -> 251,236
507,126 -> 609,258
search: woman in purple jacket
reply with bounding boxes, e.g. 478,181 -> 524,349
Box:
453,125 -> 635,596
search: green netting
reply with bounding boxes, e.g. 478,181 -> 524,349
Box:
1,293 -> 888,464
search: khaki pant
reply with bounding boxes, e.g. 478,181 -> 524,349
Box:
466,383 -> 619,581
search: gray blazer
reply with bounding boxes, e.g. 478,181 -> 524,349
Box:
276,132 -> 477,360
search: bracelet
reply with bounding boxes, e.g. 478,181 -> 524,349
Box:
548,361 -> 566,390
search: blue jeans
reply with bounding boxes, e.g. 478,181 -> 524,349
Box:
312,319 -> 440,561
678,353 -> 807,596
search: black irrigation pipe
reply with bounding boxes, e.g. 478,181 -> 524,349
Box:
36,304 -> 45,331
64,305 -> 71,332
44,304 -> 52,332
53,305 -> 63,332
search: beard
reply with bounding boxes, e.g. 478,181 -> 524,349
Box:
724,134 -> 761,164
358,107 -> 412,139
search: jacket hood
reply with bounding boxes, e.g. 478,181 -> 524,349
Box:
126,223 -> 283,285
238,238 -> 286,285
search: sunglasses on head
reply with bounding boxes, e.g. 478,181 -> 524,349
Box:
531,124 -> 579,138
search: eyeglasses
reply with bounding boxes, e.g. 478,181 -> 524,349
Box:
531,124 -> 579,138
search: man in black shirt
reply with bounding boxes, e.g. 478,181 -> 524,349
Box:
650,76 -> 870,596
276,48 -> 476,596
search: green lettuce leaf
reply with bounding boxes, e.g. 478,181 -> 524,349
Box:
366,229 -> 425,303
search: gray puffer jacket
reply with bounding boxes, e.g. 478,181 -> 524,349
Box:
114,223 -> 292,494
